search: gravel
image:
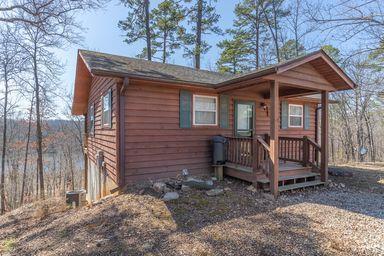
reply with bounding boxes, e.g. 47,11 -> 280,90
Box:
0,164 -> 383,256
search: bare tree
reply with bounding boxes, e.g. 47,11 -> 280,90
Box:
0,25 -> 20,214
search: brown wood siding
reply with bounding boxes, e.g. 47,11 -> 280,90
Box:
87,76 -> 118,184
123,82 -> 317,183
124,83 -> 231,183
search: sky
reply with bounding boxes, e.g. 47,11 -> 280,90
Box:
57,0 -> 240,98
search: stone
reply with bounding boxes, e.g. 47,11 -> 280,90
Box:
206,188 -> 224,196
246,185 -> 257,193
153,182 -> 167,193
329,168 -> 353,177
182,177 -> 214,190
224,187 -> 231,191
182,168 -> 189,177
162,192 -> 179,201
211,177 -> 218,181
262,193 -> 276,200
181,185 -> 191,191
339,183 -> 346,188
165,180 -> 182,190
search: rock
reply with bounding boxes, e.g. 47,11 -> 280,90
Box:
224,187 -> 231,191
142,240 -> 155,251
246,185 -> 257,193
206,188 -> 224,196
162,192 -> 179,201
163,186 -> 172,193
181,168 -> 189,177
339,183 -> 346,188
211,177 -> 218,181
182,177 -> 214,190
166,180 -> 182,190
329,168 -> 353,177
262,193 -> 276,200
181,185 -> 191,191
153,182 -> 167,193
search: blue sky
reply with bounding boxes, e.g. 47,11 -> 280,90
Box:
57,0 -> 240,97
56,0 -> 358,105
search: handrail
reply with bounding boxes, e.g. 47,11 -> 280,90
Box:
307,137 -> 321,151
256,136 -> 270,152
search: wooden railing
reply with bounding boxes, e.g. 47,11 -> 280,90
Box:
307,137 -> 321,169
224,135 -> 321,174
226,137 -> 253,167
279,136 -> 304,163
255,136 -> 271,175
225,136 -> 271,175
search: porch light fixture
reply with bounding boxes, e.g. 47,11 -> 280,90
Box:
260,102 -> 268,116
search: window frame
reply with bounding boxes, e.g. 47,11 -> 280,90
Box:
89,103 -> 95,136
192,94 -> 218,126
288,104 -> 303,128
101,88 -> 112,128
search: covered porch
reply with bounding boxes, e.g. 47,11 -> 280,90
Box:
214,50 -> 356,197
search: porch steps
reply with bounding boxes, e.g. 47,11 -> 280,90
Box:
257,172 -> 324,192
278,180 -> 325,192
257,172 -> 319,184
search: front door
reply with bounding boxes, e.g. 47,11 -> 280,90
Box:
234,100 -> 255,137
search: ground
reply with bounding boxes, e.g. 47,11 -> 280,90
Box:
0,164 -> 383,256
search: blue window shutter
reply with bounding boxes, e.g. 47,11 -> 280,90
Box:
304,104 -> 310,130
180,90 -> 192,128
220,95 -> 230,128
281,101 -> 288,129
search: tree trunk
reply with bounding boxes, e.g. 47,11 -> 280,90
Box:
195,0 -> 203,69
162,32 -> 167,63
144,0 -> 151,61
20,97 -> 34,206
0,70 -> 9,215
33,49 -> 45,200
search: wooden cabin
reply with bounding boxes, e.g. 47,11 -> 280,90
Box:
72,49 -> 355,201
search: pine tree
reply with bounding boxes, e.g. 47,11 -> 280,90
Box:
183,0 -> 222,69
230,0 -> 268,69
217,36 -> 250,74
280,39 -> 305,61
151,0 -> 185,63
118,0 -> 153,60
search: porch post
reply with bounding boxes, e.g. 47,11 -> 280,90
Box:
270,80 -> 279,197
320,91 -> 329,182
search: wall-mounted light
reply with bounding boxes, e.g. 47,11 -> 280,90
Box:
260,102 -> 268,116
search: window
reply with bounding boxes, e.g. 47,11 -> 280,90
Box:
288,104 -> 303,128
235,101 -> 254,137
89,104 -> 95,136
193,95 -> 217,126
101,89 -> 112,128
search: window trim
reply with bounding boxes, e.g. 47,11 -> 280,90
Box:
192,94 -> 218,126
101,88 -> 112,128
288,104 -> 303,128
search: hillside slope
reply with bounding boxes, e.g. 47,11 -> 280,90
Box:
0,164 -> 383,256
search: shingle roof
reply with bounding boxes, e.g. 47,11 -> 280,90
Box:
79,50 -> 234,86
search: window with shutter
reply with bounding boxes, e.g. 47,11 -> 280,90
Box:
193,95 -> 218,126
288,104 -> 303,128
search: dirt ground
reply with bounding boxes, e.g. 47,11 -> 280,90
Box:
0,163 -> 383,256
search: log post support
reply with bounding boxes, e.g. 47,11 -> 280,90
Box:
303,136 -> 309,167
269,80 -> 279,198
320,91 -> 329,182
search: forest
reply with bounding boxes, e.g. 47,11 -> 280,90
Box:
0,0 -> 383,214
